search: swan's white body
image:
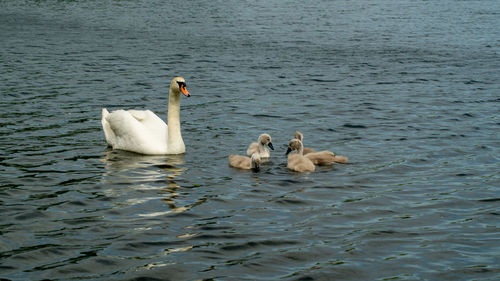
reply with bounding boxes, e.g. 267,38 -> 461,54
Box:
101,77 -> 189,155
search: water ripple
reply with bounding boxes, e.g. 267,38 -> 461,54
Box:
1,0 -> 499,280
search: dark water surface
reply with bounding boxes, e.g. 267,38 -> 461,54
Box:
1,0 -> 500,280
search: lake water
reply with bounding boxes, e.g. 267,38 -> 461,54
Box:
1,0 -> 499,280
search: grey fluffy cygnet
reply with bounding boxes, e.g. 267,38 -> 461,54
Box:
294,131 -> 348,163
246,134 -> 274,158
304,151 -> 337,166
294,131 -> 315,155
229,153 -> 261,171
286,139 -> 315,173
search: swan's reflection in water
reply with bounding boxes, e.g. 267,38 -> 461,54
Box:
100,149 -> 189,216
101,149 -> 186,178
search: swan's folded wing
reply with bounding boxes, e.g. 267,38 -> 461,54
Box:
128,110 -> 149,121
106,110 -> 147,138
127,110 -> 166,130
105,110 -> 168,154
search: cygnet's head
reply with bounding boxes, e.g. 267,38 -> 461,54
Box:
286,138 -> 303,155
258,134 -> 274,150
170,77 -> 191,97
250,153 -> 261,171
294,131 -> 304,141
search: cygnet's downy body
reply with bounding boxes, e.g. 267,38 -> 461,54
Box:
286,139 -> 315,173
294,131 -> 348,163
305,151 -> 337,165
294,131 -> 315,155
246,133 -> 274,158
229,153 -> 261,171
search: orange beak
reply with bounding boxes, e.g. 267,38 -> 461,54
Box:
180,85 -> 190,97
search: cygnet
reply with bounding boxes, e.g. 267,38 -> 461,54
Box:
286,138 -> 315,173
295,131 -> 348,163
294,131 -> 315,155
246,133 -> 274,158
229,153 -> 261,171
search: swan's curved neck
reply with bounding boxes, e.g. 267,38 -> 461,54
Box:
167,89 -> 185,154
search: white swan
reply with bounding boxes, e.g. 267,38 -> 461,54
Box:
286,138 -> 315,173
229,153 -> 261,171
101,77 -> 190,155
246,134 -> 274,158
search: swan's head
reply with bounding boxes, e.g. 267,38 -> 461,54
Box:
250,153 -> 261,171
171,77 -> 190,97
294,131 -> 303,141
286,138 -> 303,155
258,134 -> 274,150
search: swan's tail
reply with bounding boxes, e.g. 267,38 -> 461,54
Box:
101,108 -> 114,147
102,108 -> 109,118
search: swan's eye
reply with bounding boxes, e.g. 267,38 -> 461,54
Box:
177,81 -> 186,89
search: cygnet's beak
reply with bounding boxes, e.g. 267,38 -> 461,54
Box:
285,147 -> 292,155
252,164 -> 260,173
268,142 -> 274,150
180,85 -> 191,97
